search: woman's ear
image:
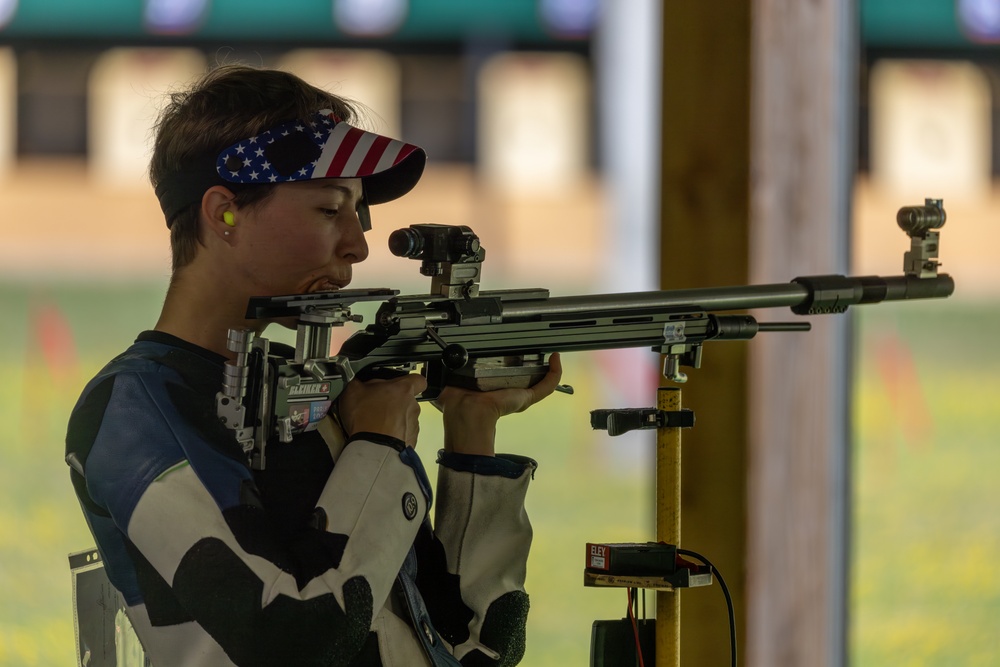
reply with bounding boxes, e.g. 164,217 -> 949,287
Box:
201,186 -> 238,241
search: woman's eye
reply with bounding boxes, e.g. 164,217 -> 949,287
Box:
320,208 -> 339,218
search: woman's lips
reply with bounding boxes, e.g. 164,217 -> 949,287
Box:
306,278 -> 344,293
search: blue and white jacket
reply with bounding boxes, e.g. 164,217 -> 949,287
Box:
66,331 -> 537,667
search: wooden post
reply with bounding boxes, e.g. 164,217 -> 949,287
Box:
746,3 -> 856,666
661,2 -> 855,665
655,386 -> 682,666
660,3 -> 751,665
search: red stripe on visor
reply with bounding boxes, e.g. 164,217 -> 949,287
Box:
324,125 -> 365,178
357,135 -> 393,177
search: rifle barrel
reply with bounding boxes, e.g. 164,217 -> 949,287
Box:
497,274 -> 954,320
499,283 -> 809,319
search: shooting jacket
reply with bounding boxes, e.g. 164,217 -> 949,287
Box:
66,331 -> 536,667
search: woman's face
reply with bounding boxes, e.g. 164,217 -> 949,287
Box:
232,178 -> 369,297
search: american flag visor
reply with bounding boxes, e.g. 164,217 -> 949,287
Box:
155,110 -> 426,228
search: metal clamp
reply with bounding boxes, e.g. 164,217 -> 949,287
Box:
590,408 -> 696,437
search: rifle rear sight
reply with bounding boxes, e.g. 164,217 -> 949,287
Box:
388,223 -> 484,299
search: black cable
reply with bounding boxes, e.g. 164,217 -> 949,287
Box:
677,548 -> 737,667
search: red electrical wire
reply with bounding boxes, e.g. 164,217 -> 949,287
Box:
626,588 -> 645,667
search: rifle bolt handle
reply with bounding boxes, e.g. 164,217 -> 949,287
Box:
442,344 -> 469,370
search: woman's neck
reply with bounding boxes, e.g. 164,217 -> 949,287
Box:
154,266 -> 261,360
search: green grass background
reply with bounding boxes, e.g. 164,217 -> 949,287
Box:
0,282 -> 996,666
851,300 -> 1000,666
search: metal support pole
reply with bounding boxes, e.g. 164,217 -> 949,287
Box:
656,386 -> 682,666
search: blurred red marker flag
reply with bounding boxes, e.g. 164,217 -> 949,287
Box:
30,302 -> 79,386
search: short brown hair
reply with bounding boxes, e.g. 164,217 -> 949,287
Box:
150,65 -> 362,272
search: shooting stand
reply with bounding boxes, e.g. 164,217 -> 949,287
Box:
586,386 -> 706,667
655,386 -> 685,666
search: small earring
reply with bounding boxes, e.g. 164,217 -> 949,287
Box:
223,211 -> 236,227
224,231 -> 230,236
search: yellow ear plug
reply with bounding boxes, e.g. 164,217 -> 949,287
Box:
223,211 -> 236,227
